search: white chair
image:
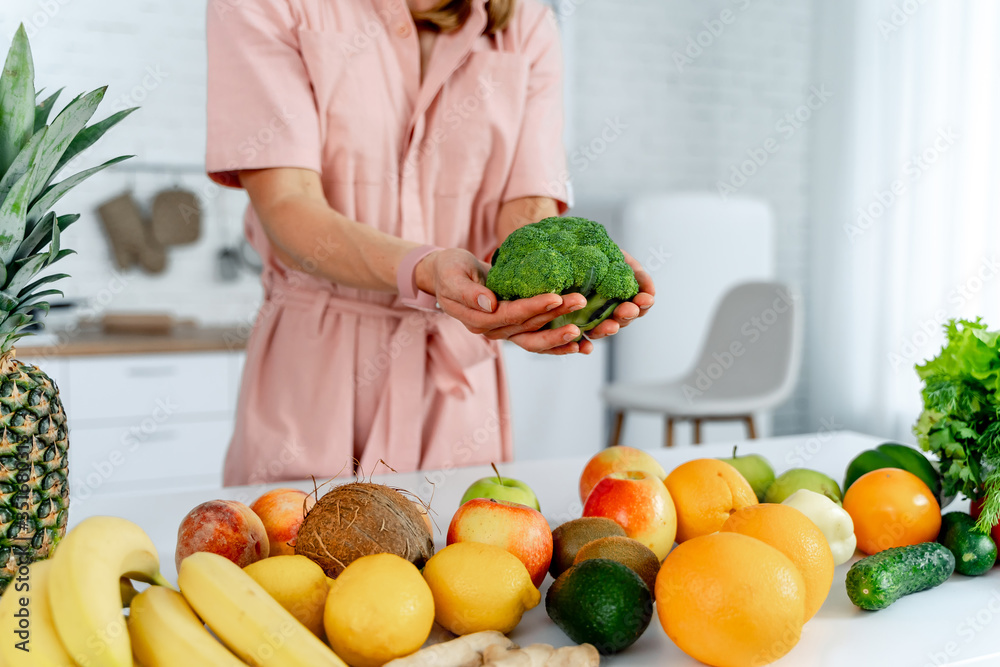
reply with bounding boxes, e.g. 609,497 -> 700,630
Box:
603,281 -> 802,447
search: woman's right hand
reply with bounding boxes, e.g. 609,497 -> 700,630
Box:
418,248 -> 594,355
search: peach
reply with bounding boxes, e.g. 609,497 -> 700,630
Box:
250,488 -> 316,557
583,470 -> 677,560
175,500 -> 269,570
447,498 -> 553,588
579,446 -> 667,504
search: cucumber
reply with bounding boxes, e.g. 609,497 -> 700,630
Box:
938,512 -> 997,576
845,543 -> 955,611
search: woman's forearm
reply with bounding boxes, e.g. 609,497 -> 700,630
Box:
495,196 -> 560,248
241,167 -> 428,293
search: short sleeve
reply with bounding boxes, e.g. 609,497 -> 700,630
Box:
205,0 -> 322,188
501,7 -> 570,213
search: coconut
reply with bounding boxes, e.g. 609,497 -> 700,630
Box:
295,482 -> 434,577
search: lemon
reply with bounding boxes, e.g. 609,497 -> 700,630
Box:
423,541 -> 540,635
243,555 -> 328,638
325,553 -> 435,667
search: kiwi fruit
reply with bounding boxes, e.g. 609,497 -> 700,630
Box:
573,535 -> 661,597
550,517 -> 626,578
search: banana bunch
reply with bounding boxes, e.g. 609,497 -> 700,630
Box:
176,552 -> 348,667
0,516 -> 172,667
0,517 -> 350,667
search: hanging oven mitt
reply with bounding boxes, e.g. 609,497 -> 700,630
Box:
96,192 -> 167,274
151,188 -> 201,246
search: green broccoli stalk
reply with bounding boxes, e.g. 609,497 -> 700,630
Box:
486,217 -> 640,340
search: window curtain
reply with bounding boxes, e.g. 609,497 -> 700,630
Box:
806,1 -> 1000,440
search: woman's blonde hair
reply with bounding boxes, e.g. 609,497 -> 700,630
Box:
411,0 -> 515,35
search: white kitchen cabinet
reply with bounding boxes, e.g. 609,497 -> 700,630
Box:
19,351 -> 246,501
66,353 -> 235,425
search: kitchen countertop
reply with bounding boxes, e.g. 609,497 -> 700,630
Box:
14,323 -> 248,357
69,431 -> 1000,666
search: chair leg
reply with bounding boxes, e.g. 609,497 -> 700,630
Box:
692,418 -> 702,444
665,416 -> 675,448
744,415 -> 757,439
609,411 -> 624,448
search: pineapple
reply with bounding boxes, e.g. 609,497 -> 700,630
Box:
0,25 -> 136,593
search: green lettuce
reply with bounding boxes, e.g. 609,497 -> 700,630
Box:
914,318 -> 1000,531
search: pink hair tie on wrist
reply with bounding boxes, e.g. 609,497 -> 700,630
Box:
397,245 -> 442,312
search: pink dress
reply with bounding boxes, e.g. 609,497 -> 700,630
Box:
206,0 -> 569,486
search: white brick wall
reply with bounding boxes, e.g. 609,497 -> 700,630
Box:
3,0 -> 818,430
564,0 -> 818,433
1,0 -> 263,326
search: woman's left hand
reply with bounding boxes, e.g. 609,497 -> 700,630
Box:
585,249 -> 655,340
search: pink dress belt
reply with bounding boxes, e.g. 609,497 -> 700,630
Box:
265,279 -> 497,473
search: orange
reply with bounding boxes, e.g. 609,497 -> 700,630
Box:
720,504 -> 834,621
655,532 -> 805,667
664,459 -> 758,542
843,467 -> 941,555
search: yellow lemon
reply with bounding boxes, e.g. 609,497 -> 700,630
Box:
423,541 -> 540,635
243,554 -> 328,638
325,553 -> 435,667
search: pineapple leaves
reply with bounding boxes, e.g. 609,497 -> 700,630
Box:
0,127 -> 43,204
34,88 -> 62,133
0,165 -> 37,264
4,253 -> 51,297
14,210 -> 54,261
0,25 -> 34,183
25,154 -> 132,227
53,106 -> 137,178
25,86 -> 106,204
16,288 -> 62,311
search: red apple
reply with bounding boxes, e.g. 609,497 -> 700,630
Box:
250,488 -> 316,557
175,500 -> 269,570
579,446 -> 667,504
447,498 -> 553,587
583,470 -> 677,560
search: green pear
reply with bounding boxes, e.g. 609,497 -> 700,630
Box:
719,446 -> 775,502
764,468 -> 842,505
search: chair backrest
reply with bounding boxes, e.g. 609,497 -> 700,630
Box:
610,193 -> 775,385
681,281 -> 803,405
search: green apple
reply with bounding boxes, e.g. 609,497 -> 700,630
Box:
460,464 -> 540,511
719,447 -> 775,502
764,468 -> 842,505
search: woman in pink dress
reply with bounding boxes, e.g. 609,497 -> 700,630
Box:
206,0 -> 654,486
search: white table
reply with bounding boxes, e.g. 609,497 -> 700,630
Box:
69,431 -> 1000,666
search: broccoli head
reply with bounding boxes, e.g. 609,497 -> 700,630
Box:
486,217 -> 640,338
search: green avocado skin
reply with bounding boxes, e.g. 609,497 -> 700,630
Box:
545,558 -> 652,654
843,442 -> 944,504
846,543 -> 955,611
938,512 -> 998,576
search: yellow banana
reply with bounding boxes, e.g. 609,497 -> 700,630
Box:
47,516 -> 171,667
120,578 -> 140,608
178,552 -> 348,667
0,559 -> 74,666
128,586 -> 247,667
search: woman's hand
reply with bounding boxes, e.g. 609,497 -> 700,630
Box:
584,249 -> 655,340
418,249 -> 595,355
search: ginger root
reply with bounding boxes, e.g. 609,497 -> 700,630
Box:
383,631 -> 515,667
483,642 -> 600,667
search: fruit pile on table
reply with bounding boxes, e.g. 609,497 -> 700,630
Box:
4,436 -> 993,667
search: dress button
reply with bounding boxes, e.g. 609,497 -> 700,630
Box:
396,24 -> 411,37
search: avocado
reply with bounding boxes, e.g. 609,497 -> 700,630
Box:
545,558 -> 653,654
